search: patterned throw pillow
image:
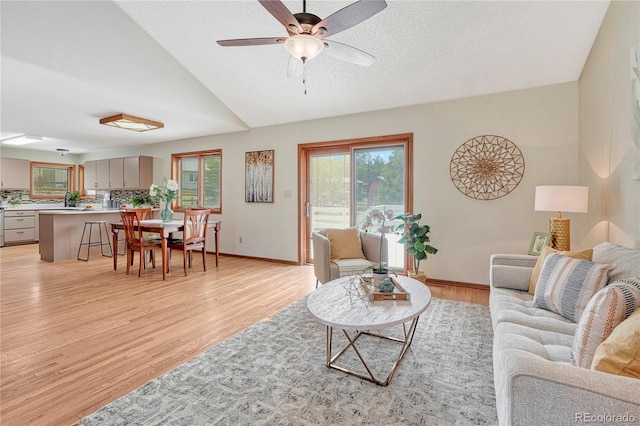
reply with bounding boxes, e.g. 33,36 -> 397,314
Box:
532,253 -> 614,322
571,278 -> 640,368
528,246 -> 593,294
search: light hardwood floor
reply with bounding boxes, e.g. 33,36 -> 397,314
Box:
0,243 -> 489,426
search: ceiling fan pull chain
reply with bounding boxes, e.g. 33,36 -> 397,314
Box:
303,58 -> 308,95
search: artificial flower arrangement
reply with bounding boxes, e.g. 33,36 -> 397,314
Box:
149,178 -> 179,222
361,207 -> 395,274
149,178 -> 178,203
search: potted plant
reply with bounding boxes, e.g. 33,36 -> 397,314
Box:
66,191 -> 80,207
394,213 -> 438,283
361,207 -> 395,281
130,194 -> 153,208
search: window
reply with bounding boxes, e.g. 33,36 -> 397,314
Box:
31,162 -> 75,198
171,149 -> 221,213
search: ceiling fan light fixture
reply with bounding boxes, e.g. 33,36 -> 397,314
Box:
284,34 -> 324,61
99,113 -> 164,132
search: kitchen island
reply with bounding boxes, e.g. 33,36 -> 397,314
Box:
39,209 -> 124,262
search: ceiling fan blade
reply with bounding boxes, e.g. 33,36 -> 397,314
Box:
312,0 -> 387,38
217,37 -> 285,47
258,0 -> 303,34
287,56 -> 303,78
322,40 -> 376,67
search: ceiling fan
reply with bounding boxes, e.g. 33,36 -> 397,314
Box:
217,0 -> 387,80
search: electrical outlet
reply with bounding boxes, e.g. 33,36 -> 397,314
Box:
239,237 -> 243,244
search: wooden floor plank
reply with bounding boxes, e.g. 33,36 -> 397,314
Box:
0,243 -> 488,426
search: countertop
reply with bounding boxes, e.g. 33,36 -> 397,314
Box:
1,204 -> 149,212
1,203 -> 102,211
38,209 -> 124,215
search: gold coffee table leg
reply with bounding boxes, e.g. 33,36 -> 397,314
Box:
325,317 -> 420,386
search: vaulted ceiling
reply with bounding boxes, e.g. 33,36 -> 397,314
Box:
1,0 -> 610,154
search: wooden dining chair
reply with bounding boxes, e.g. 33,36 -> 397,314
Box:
119,211 -> 162,277
168,209 -> 211,276
124,207 -> 157,263
125,207 -> 152,221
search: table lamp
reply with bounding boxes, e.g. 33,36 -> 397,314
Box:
534,186 -> 589,251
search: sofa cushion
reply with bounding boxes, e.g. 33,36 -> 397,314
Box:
490,287 -> 576,335
325,227 -> 365,260
592,242 -> 640,283
528,246 -> 593,294
532,253 -> 613,322
591,307 -> 640,379
494,321 -> 574,363
330,258 -> 373,278
571,278 -> 640,368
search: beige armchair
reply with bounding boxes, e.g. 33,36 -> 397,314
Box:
312,228 -> 388,287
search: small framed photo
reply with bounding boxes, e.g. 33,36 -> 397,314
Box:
528,232 -> 551,256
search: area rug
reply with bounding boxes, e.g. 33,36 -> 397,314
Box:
83,297 -> 496,425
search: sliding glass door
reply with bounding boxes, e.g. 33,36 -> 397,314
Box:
300,134 -> 412,271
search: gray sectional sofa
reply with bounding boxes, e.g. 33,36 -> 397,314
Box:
489,242 -> 640,426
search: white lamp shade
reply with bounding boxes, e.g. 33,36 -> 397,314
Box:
534,186 -> 589,213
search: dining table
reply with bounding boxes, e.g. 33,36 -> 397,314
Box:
110,219 -> 221,280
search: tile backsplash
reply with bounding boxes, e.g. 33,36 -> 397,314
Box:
0,189 -> 158,207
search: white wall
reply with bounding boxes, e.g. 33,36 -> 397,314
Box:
127,82 -> 577,285
2,82 -> 580,284
579,0 -> 640,249
1,81 -> 582,284
3,83 -> 585,286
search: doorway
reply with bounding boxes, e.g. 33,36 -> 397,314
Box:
299,133 -> 413,271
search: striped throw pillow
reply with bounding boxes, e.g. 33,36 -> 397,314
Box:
571,278 -> 640,368
532,253 -> 614,322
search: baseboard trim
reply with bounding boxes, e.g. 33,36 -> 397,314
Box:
208,253 -> 490,285
213,252 -> 299,266
425,277 -> 489,290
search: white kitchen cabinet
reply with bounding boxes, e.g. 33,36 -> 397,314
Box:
84,156 -> 152,190
109,158 -> 124,189
84,159 -> 109,189
1,158 -> 30,189
84,159 -> 112,189
84,160 -> 97,189
123,156 -> 153,189
4,210 -> 36,244
96,159 -> 110,188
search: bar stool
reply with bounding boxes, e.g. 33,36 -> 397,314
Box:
77,220 -> 113,261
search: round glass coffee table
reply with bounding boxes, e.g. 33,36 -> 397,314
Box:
307,275 -> 432,386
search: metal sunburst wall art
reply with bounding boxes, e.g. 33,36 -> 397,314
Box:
449,135 -> 525,200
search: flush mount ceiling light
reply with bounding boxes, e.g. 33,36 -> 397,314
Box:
56,148 -> 70,156
99,113 -> 164,132
1,134 -> 44,146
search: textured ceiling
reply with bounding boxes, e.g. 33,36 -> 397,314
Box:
0,0 -> 610,154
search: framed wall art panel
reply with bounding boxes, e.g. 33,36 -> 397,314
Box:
245,150 -> 274,203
